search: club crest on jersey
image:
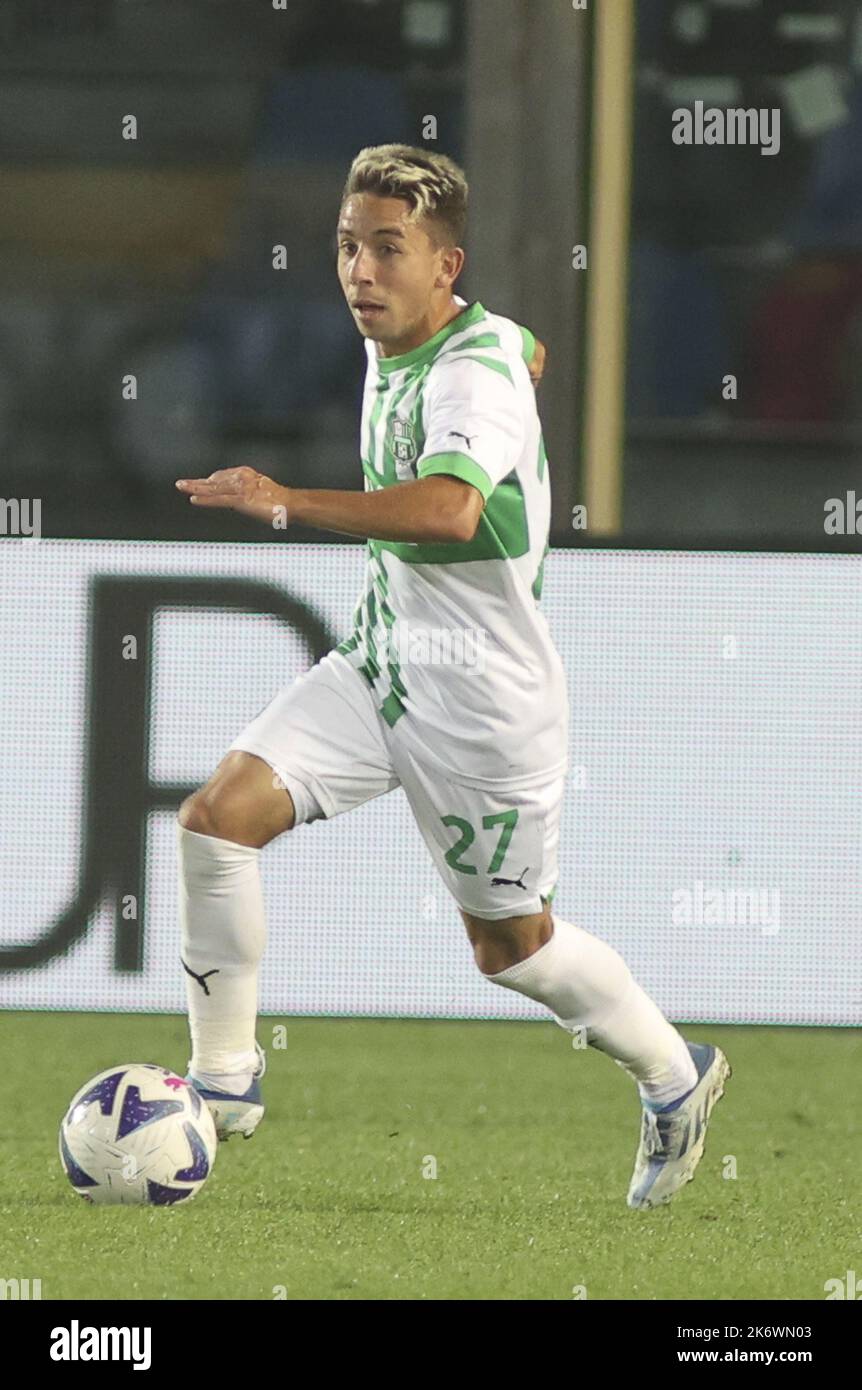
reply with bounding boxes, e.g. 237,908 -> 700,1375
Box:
389,415 -> 418,479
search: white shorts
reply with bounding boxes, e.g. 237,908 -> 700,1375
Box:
227,650 -> 564,920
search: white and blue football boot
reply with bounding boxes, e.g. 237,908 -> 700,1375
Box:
626,1041 -> 731,1210
185,1040 -> 266,1142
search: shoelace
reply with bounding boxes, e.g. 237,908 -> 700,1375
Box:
641,1103 -> 695,1159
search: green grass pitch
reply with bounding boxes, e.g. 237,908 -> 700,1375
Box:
0,1012 -> 858,1300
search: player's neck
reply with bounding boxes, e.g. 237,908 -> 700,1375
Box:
376,297 -> 465,359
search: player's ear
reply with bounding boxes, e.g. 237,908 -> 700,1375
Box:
436,243 -> 464,287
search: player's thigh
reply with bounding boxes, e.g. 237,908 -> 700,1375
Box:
394,746 -> 564,952
222,650 -> 401,830
178,750 -> 295,848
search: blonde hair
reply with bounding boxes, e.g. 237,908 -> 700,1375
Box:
341,144 -> 468,248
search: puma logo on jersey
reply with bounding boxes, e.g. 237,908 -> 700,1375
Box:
181,957 -> 220,996
448,430 -> 475,449
490,866 -> 529,890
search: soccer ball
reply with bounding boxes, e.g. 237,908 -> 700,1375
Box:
59,1063 -> 217,1206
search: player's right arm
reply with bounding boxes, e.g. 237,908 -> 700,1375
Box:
176,347 -> 523,543
175,468 -> 484,543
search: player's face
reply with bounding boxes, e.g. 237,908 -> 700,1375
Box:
337,193 -> 456,356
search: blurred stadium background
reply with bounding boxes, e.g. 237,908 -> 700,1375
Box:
2,0 -> 862,545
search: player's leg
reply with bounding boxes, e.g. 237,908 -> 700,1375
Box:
460,900 -> 552,974
393,746 -> 728,1204
176,749 -> 304,1134
465,896 -> 731,1208
393,754 -> 697,1104
178,652 -> 401,1136
178,747 -> 297,846
462,897 -> 699,1110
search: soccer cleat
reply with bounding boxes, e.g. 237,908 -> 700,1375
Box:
626,1041 -> 731,1210
184,1041 -> 266,1142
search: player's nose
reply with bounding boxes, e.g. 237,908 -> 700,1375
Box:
347,244 -> 376,281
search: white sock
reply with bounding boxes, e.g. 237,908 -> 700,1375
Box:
178,823 -> 266,1089
484,917 -> 697,1108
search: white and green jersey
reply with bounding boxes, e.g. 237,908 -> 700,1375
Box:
335,296 -> 569,790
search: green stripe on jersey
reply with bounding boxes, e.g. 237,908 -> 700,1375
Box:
532,541 -> 549,600
447,332 -> 501,353
417,450 -> 493,501
373,301 -> 486,375
381,364 -> 431,483
455,354 -> 514,387
364,386 -> 388,486
519,324 -> 537,365
380,690 -> 406,726
370,468 -> 528,565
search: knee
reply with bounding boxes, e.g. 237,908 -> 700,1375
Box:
464,909 -> 553,976
177,791 -> 222,838
473,940 -> 510,976
177,788 -> 260,845
472,937 -> 540,976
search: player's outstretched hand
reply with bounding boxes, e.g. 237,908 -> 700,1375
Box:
175,467 -> 290,527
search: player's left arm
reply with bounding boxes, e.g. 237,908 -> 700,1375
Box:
517,322 -> 546,385
527,336 -> 546,385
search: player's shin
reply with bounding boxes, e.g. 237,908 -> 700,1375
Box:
483,916 -> 697,1108
177,823 -> 266,1088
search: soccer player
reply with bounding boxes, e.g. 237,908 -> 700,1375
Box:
175,145 -> 729,1209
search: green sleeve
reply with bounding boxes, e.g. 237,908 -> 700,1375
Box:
417,451 -> 494,501
518,324 -> 537,366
